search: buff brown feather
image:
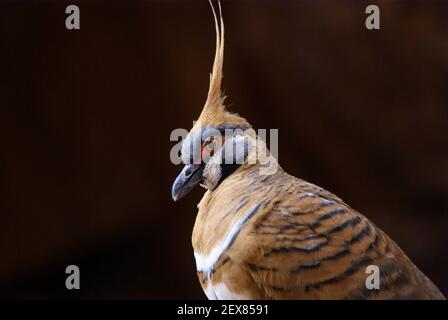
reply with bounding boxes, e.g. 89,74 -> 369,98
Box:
173,0 -> 446,300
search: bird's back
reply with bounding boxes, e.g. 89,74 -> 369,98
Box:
192,166 -> 445,300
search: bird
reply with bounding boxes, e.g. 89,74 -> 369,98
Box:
171,0 -> 446,300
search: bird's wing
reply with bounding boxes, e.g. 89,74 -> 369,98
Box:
237,191 -> 445,299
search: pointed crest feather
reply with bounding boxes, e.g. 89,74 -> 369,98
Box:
205,0 -> 224,110
194,0 -> 250,131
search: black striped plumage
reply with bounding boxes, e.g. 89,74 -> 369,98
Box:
192,164 -> 446,299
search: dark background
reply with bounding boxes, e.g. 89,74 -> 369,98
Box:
0,0 -> 447,299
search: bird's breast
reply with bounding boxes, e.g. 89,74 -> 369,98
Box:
200,281 -> 252,300
192,187 -> 264,299
193,202 -> 261,273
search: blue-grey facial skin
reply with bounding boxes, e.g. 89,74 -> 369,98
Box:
181,125 -> 250,165
172,164 -> 203,201
173,124 -> 251,201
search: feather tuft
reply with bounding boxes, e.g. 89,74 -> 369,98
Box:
194,0 -> 250,132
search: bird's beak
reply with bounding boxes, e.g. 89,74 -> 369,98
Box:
172,164 -> 204,201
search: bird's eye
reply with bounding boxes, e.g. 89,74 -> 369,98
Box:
206,141 -> 216,150
204,137 -> 215,149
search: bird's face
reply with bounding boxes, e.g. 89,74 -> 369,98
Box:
171,124 -> 250,201
171,0 -> 254,201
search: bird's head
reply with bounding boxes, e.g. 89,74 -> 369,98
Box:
172,1 -> 256,201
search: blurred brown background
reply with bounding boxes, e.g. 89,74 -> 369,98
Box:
0,0 -> 447,299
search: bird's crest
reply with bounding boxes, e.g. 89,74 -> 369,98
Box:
192,0 -> 250,132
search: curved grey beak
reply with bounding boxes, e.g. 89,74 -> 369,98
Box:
172,164 -> 203,201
